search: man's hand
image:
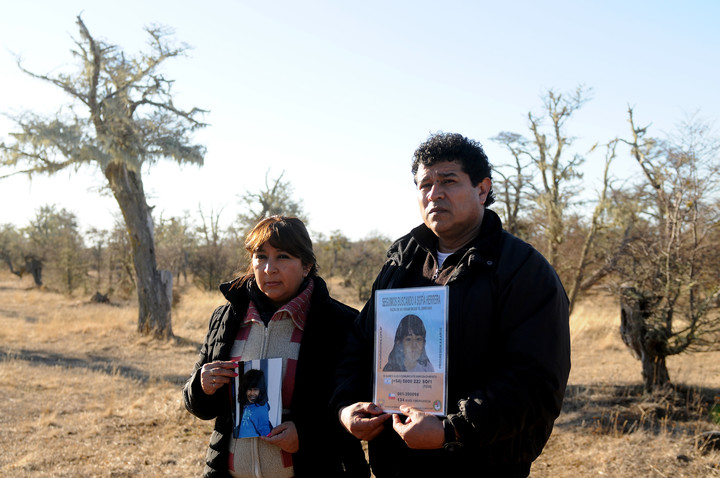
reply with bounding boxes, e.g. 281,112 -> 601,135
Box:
339,402 -> 391,441
392,404 -> 444,449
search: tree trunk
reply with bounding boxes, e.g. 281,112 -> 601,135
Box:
640,353 -> 670,392
25,256 -> 43,286
105,161 -> 173,339
620,286 -> 671,392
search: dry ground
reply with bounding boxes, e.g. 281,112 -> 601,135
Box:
0,272 -> 719,477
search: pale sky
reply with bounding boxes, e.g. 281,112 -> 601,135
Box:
1,1 -> 718,241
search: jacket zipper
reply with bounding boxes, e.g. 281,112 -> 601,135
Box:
260,322 -> 270,359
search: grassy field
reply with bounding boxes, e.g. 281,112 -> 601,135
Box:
1,271 -> 719,477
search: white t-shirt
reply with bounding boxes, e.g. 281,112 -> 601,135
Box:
437,251 -> 452,268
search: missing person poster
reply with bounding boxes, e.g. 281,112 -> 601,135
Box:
374,286 -> 448,415
231,358 -> 283,438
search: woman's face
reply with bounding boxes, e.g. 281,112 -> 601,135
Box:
252,242 -> 310,307
402,331 -> 425,364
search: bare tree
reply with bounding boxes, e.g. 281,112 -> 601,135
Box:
85,227 -> 108,292
341,234 -> 392,302
315,230 -> 351,278
236,169 -> 307,234
565,140 -> 616,314
24,205 -> 87,294
489,132 -> 532,237
0,16 -> 206,338
616,108 -> 720,391
0,223 -> 35,282
155,213 -> 194,284
190,206 -> 234,291
106,219 -> 136,297
493,86 -> 591,268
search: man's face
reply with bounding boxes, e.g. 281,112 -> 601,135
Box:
415,160 -> 490,251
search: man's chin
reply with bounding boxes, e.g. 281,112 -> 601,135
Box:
424,219 -> 450,235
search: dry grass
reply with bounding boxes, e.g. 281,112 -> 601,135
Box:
532,292 -> 720,477
1,274 -> 719,476
0,273 -> 222,477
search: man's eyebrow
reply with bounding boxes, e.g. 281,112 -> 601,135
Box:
420,170 -> 459,179
421,171 -> 459,180
416,169 -> 459,185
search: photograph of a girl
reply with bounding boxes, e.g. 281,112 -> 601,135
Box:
383,314 -> 435,372
235,369 -> 273,438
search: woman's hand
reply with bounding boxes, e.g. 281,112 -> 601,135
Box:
263,421 -> 299,453
200,361 -> 237,395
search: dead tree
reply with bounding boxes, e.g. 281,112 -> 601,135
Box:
620,286 -> 670,391
0,16 -> 206,338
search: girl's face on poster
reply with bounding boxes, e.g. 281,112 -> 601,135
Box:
246,387 -> 260,403
403,332 -> 425,364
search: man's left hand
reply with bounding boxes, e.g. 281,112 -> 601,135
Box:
391,404 -> 444,449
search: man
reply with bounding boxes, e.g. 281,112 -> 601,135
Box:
331,132 -> 571,477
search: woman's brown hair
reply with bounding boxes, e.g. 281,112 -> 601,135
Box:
244,216 -> 318,276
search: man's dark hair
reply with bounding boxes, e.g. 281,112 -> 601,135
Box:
411,132 -> 495,206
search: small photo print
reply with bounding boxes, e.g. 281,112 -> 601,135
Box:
231,358 -> 283,438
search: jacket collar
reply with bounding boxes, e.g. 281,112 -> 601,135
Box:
219,274 -> 331,318
389,208 -> 504,270
244,278 -> 314,330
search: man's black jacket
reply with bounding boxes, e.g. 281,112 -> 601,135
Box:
331,209 -> 571,478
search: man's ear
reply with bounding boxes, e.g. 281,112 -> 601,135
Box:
477,178 -> 492,204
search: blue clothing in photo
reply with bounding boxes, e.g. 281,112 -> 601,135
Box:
237,402 -> 272,438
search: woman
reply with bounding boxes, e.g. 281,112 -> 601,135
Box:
183,216 -> 369,478
383,314 -> 434,372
